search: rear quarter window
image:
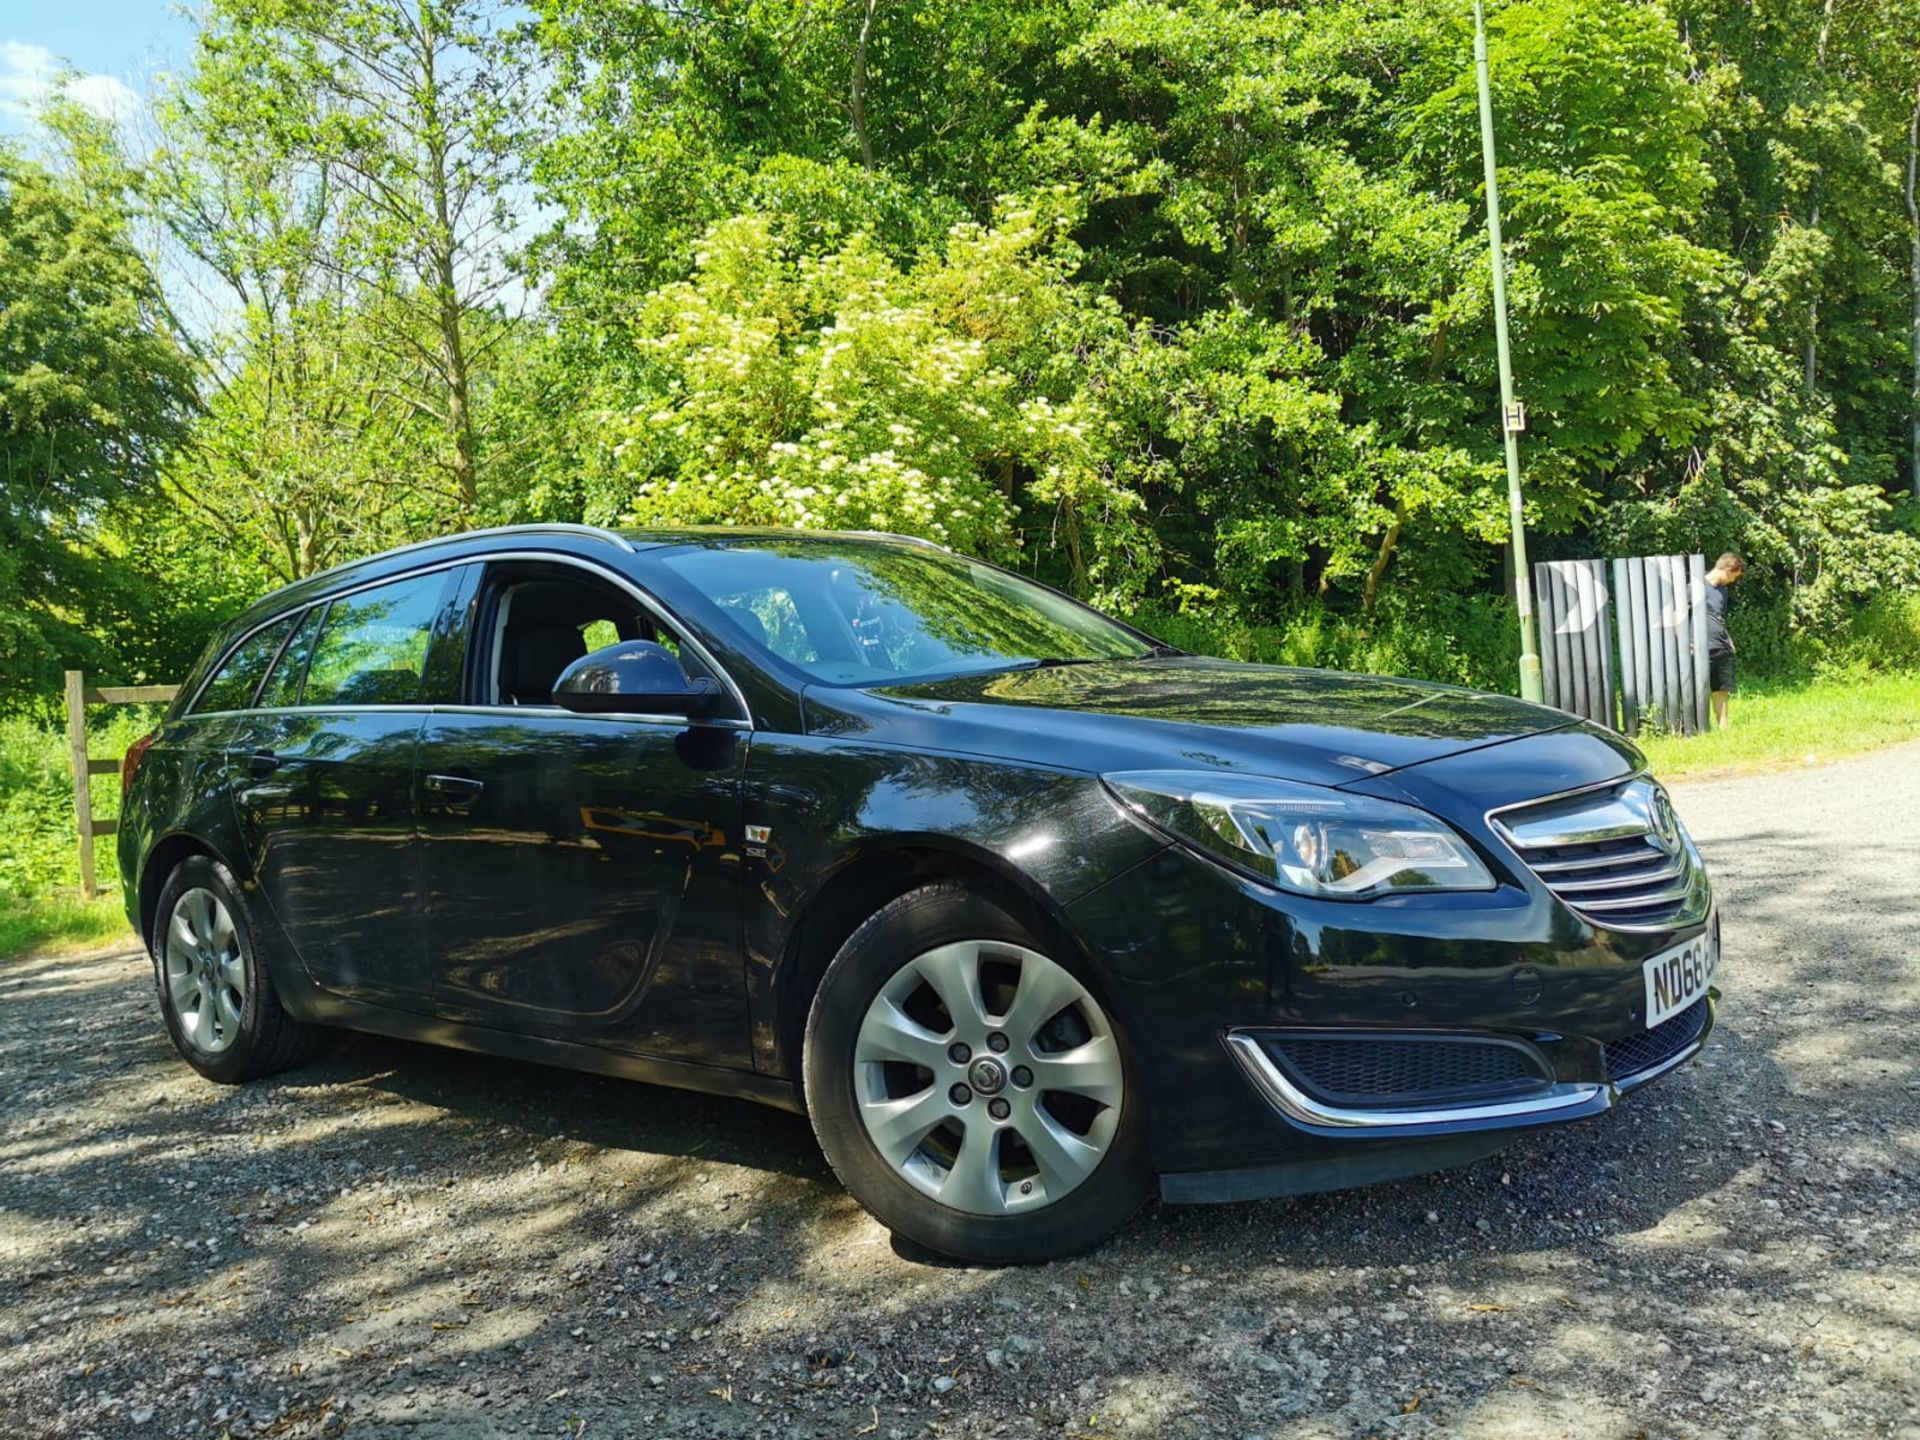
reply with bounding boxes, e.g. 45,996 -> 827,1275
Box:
301,572 -> 451,707
192,617 -> 295,714
258,607 -> 324,708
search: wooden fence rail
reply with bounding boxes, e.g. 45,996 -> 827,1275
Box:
64,671 -> 179,902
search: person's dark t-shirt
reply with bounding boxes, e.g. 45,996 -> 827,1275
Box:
1704,580 -> 1732,656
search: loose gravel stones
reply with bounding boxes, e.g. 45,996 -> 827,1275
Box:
1,742 -> 1917,1436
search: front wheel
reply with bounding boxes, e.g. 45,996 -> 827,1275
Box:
151,854 -> 319,1084
803,882 -> 1152,1264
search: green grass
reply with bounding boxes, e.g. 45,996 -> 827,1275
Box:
0,709 -> 151,961
0,893 -> 133,961
1637,669 -> 1920,782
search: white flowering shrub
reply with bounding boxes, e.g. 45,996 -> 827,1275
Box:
611,204 -> 1149,589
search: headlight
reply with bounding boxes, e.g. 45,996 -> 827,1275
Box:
1104,770 -> 1496,899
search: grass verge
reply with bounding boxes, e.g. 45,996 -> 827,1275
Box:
2,710 -> 149,962
0,897 -> 132,962
1638,669 -> 1920,782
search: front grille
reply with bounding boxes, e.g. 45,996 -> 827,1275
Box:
1603,998 -> 1709,1081
1265,1034 -> 1550,1109
1492,777 -> 1706,931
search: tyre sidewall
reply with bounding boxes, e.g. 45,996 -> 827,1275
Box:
803,883 -> 1153,1265
151,854 -> 274,1084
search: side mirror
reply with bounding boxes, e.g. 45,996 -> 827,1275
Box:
552,641 -> 725,718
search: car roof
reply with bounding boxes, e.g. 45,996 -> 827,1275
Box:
221,523 -> 949,633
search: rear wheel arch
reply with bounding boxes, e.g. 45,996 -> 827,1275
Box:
140,834 -> 244,951
771,842 -> 1113,1086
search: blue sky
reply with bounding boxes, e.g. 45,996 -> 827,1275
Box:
1,2 -> 196,136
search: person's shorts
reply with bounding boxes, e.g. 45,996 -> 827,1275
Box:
1709,650 -> 1736,693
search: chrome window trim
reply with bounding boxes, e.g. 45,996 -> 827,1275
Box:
1225,1032 -> 1604,1130
182,548 -> 753,728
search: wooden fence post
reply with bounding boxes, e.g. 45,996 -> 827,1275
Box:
63,672 -> 181,903
65,671 -> 97,901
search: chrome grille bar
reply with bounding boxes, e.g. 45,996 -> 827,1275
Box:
1489,776 -> 1707,932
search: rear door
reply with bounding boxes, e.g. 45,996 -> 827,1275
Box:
412,557 -> 752,1064
232,566 -> 474,1011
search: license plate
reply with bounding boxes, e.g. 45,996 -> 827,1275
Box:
1642,920 -> 1718,1029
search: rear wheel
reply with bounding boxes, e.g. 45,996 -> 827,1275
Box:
151,854 -> 318,1084
804,882 -> 1152,1264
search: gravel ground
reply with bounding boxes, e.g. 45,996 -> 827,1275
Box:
4,744 -> 1919,1439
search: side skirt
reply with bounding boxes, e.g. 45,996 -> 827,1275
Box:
295,990 -> 806,1115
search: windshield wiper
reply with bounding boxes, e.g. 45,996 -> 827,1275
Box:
1002,656 -> 1112,672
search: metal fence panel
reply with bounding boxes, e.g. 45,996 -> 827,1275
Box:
1532,559 -> 1615,727
1603,553 -> 1710,737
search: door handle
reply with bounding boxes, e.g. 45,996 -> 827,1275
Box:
424,773 -> 485,797
247,748 -> 280,778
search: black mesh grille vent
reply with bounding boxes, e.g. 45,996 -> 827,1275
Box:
1603,998 -> 1709,1081
1267,1035 -> 1549,1108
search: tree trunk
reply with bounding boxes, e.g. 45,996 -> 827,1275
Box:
1802,0 -> 1836,400
417,6 -> 478,516
850,0 -> 878,171
1907,79 -> 1920,498
1361,500 -> 1406,613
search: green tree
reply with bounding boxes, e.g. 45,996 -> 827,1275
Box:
0,131 -> 194,702
179,0 -> 528,515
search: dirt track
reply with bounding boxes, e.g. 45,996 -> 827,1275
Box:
3,744 -> 1918,1438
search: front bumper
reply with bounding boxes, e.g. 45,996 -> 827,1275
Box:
1158,995 -> 1712,1204
1064,832 -> 1720,1181
1225,992 -> 1713,1140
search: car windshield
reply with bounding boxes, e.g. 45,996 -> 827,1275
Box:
656,540 -> 1155,686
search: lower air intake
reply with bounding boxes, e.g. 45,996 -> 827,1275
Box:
1262,1033 -> 1552,1109
1603,998 -> 1709,1081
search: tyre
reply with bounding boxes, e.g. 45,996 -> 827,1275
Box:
803,881 -> 1153,1264
150,854 -> 319,1084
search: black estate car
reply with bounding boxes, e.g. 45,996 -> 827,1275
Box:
120,524 -> 1719,1263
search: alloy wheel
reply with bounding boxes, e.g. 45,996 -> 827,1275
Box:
164,887 -> 246,1055
852,940 -> 1124,1217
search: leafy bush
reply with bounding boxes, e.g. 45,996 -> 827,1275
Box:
1129,592 -> 1522,692
0,710 -> 151,958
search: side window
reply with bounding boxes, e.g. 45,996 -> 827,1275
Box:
487,569 -> 711,706
257,606 -> 324,709
302,573 -> 451,708
194,617 -> 294,714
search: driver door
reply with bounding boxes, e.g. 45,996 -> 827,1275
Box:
414,558 -> 752,1066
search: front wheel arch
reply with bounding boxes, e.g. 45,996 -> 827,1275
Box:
771,840 -> 1129,1088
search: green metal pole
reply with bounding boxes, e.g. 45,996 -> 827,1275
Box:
1474,0 -> 1545,703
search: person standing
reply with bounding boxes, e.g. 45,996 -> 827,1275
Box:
1704,552 -> 1745,729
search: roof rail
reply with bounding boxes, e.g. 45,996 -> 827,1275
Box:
292,523 -> 636,590
844,529 -> 951,551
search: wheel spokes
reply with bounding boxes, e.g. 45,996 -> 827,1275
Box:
164,888 -> 246,1056
855,998 -> 950,1071
190,994 -> 218,1050
1027,1034 -> 1125,1107
852,935 -> 1125,1218
214,984 -> 243,1036
1014,1106 -> 1103,1196
910,942 -> 992,1031
1001,956 -> 1084,1047
938,1123 -> 1005,1214
861,1087 -> 948,1169
166,961 -> 199,1013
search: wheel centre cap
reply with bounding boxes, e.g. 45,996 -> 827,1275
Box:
968,1057 -> 1007,1095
